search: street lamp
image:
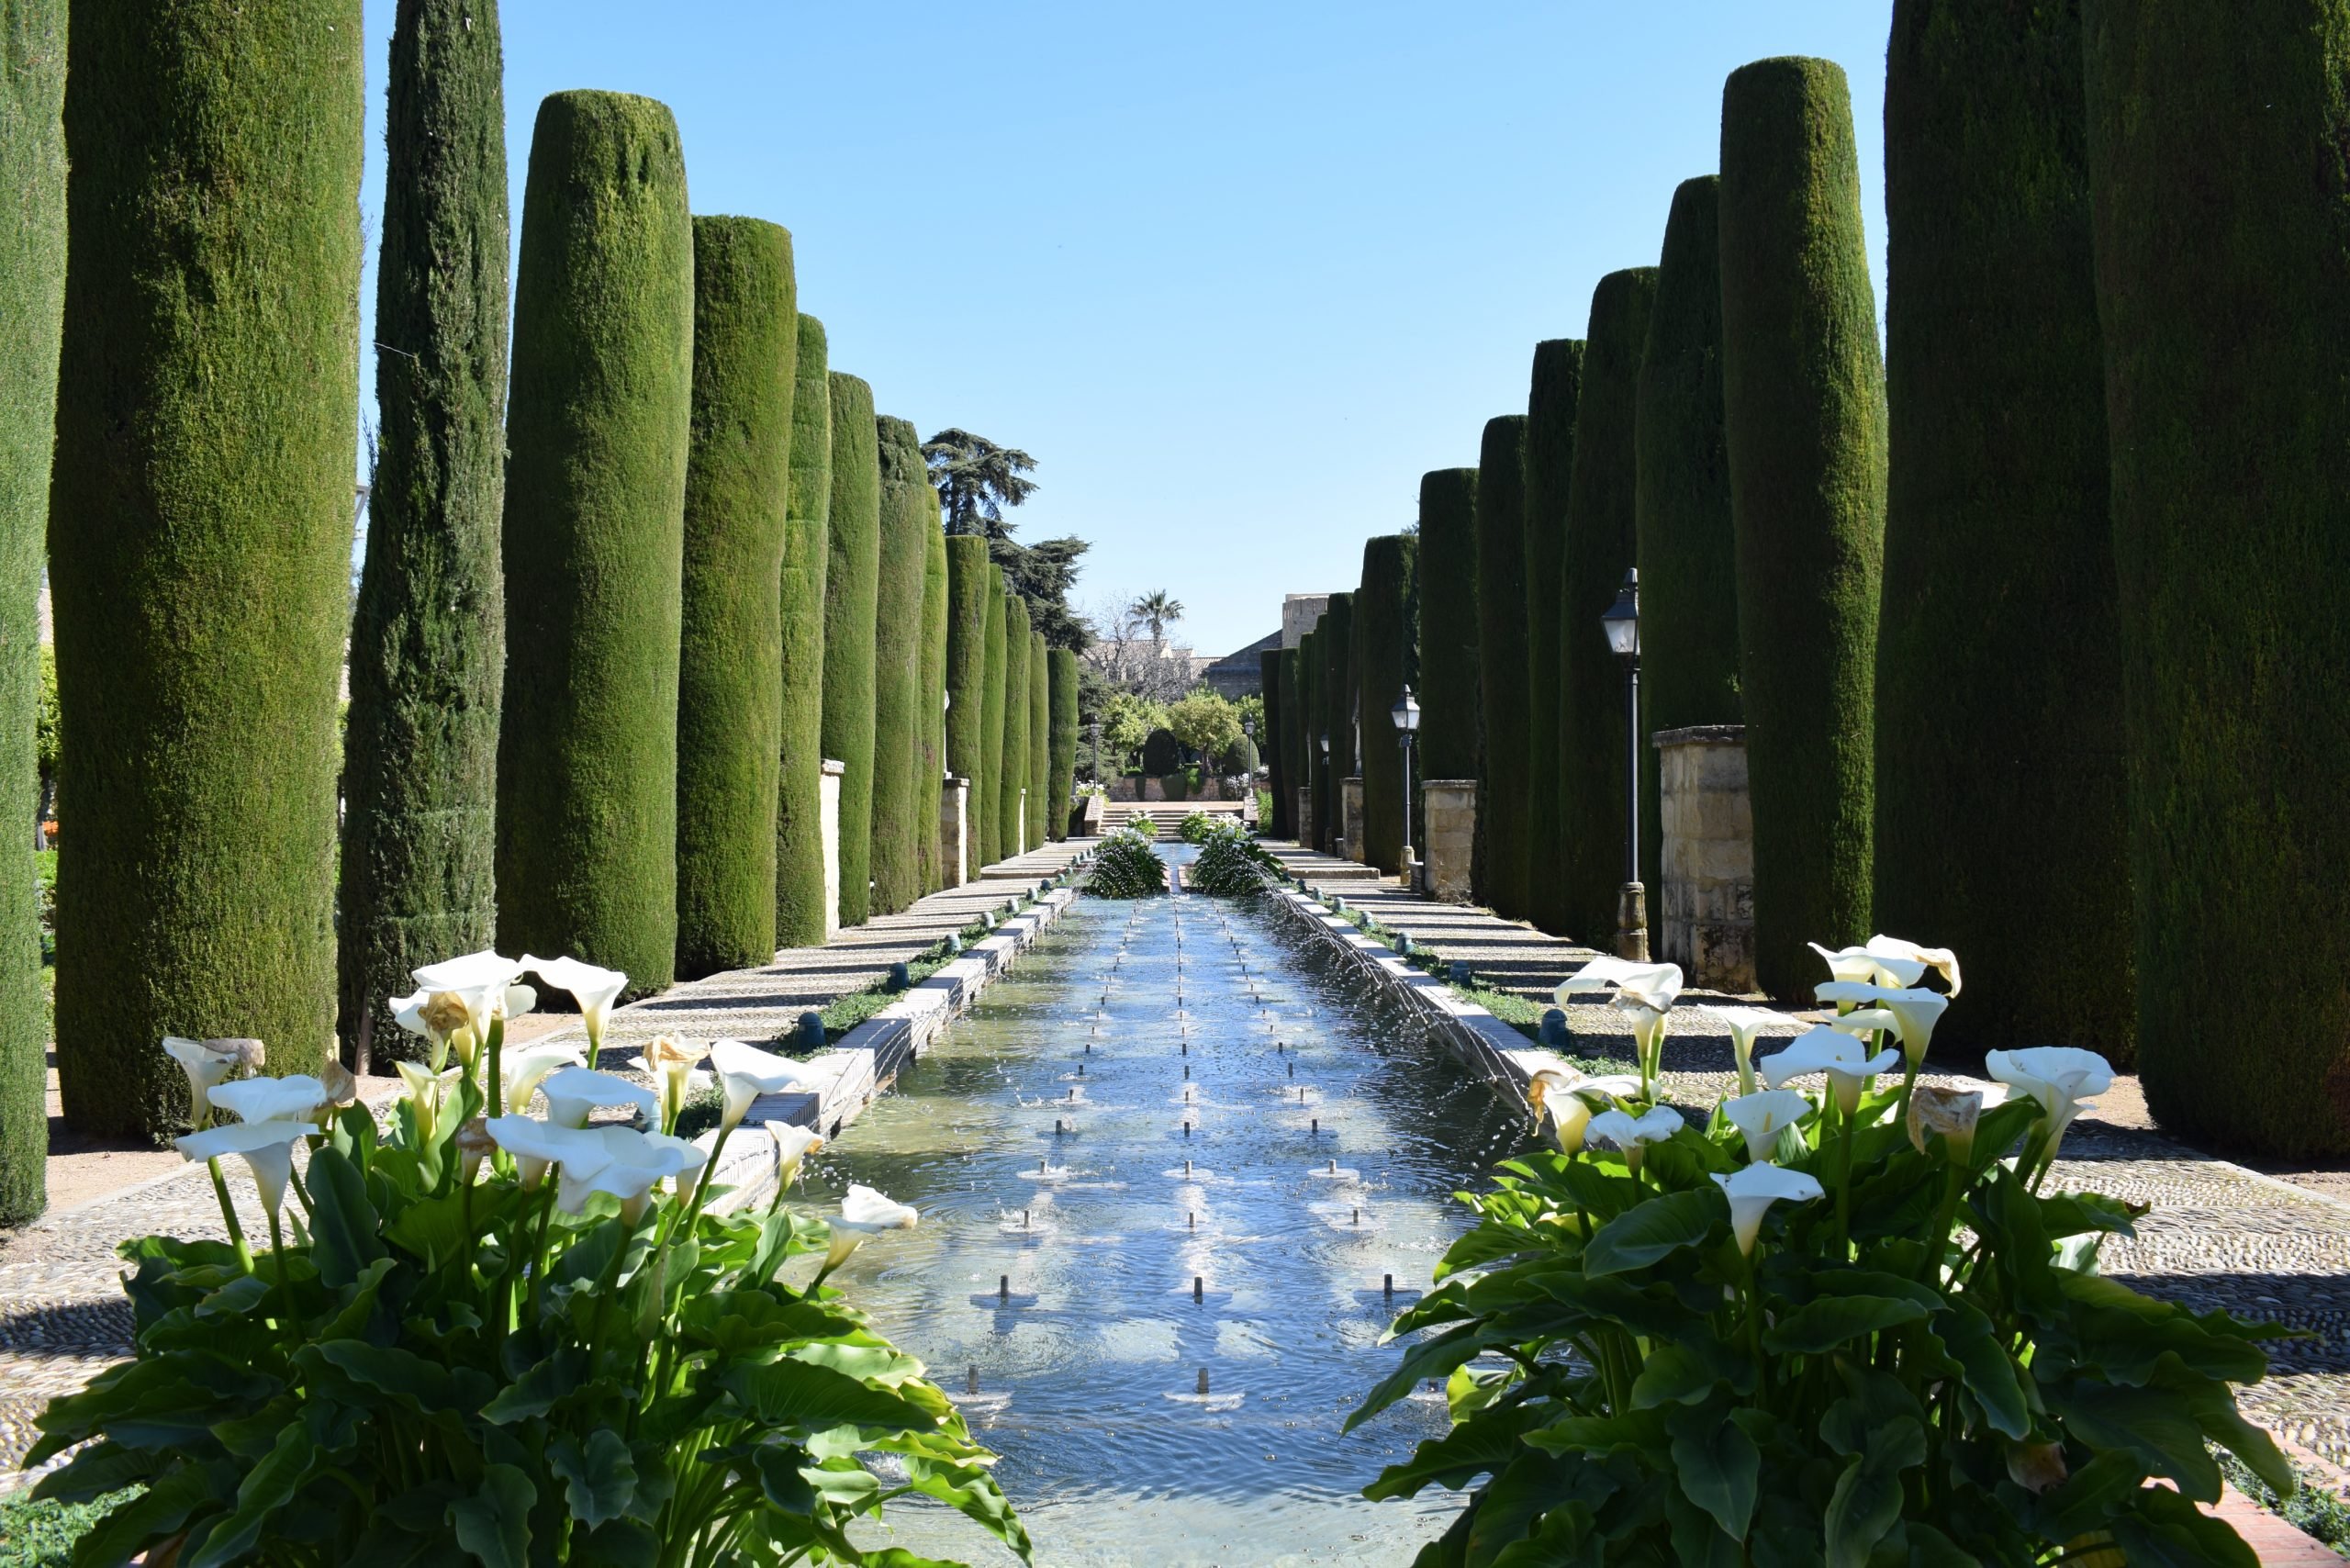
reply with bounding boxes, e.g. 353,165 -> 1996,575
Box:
1318,732 -> 1332,850
1090,719 -> 1102,782
1389,685 -> 1420,878
1600,568 -> 1646,961
1242,714 -> 1257,776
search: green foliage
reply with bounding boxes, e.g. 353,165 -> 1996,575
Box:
1416,469 -> 1481,788
1188,820 -> 1280,896
774,314 -> 833,949
675,217 -> 794,978
1353,1055 -> 2282,1562
1522,341 -> 1584,936
1047,648 -> 1080,842
52,0 -> 363,1135
1260,651 -> 1289,836
1140,727 -> 1182,778
34,644 -> 56,805
1177,811 -> 1221,845
1101,692 -> 1167,764
31,1072 -> 1026,1564
1718,58 -> 1887,1000
945,534 -> 993,821
1319,595 -> 1356,851
1027,628 -> 1049,852
820,373 -> 880,927
2080,1 -> 2350,1151
1879,1 -> 2132,1066
1085,826 -> 1167,898
0,1486 -> 137,1568
1355,533 -> 1419,874
341,0 -> 509,1067
977,574 -> 1006,868
1299,627 -> 1326,849
1167,690 -> 1242,765
1561,269 -> 1660,939
867,415 -> 927,915
1472,419 -> 1531,919
999,595 -> 1033,857
920,491 -> 949,890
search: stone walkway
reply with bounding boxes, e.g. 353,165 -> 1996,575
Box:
0,841 -> 1096,1490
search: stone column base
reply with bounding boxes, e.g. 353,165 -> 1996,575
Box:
1655,726 -> 1754,992
1295,787 -> 1314,848
940,776 -> 970,887
1341,776 -> 1366,864
1423,778 -> 1476,903
821,759 -> 845,943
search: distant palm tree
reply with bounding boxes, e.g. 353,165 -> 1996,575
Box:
923,428 -> 1038,538
1130,590 -> 1184,654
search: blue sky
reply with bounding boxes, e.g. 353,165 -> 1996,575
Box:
359,1 -> 1892,658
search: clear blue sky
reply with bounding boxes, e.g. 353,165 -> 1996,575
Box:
358,1 -> 1892,659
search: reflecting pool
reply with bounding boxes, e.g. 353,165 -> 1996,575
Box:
800,846 -> 1537,1565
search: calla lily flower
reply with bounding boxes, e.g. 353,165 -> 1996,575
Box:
162,1036 -> 242,1121
1554,957 -> 1684,1014
1713,1162 -> 1826,1255
523,956 -> 630,1064
1986,1047 -> 2112,1157
412,950 -> 529,1042
822,1183 -> 919,1269
497,984 -> 536,1022
176,1119 -> 314,1216
538,1065 -> 659,1131
1907,1084 -> 1983,1162
501,1042 -> 586,1114
708,1038 -> 822,1131
396,1061 -> 464,1144
1526,1066 -> 1641,1154
543,1126 -> 699,1221
1584,1106 -> 1682,1173
1828,1005 -> 1902,1042
764,1121 -> 827,1189
1816,981 -> 1951,1068
1760,1026 -> 1902,1115
630,1036 -> 713,1131
1723,1015 -> 1772,1098
484,1114 -> 609,1188
1723,1089 -> 1812,1163
208,1074 -> 330,1126
1809,936 -> 1961,994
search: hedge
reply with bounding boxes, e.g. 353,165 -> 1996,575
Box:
1417,468 -> 1482,788
0,0 -> 62,1209
1027,627 -> 1050,852
2083,0 -> 2350,1154
1878,0 -> 2132,1064
1522,340 -> 1585,935
1048,647 -> 1079,840
774,313 -> 832,947
1259,648 -> 1286,835
674,217 -> 794,978
979,572 -> 1007,868
820,372 -> 880,927
866,414 -> 925,915
52,0 -> 363,1135
1561,269 -> 1659,943
1299,626 -> 1324,847
944,533 -> 991,869
1718,58 -> 1886,1000
1356,534 -> 1420,873
1319,593 -> 1355,851
1000,596 -> 1033,856
919,489 -> 949,888
1473,416 -> 1531,919
1277,647 -> 1304,838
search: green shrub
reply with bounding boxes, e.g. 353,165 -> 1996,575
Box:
1473,419 -> 1531,918
339,0 -> 508,1066
1026,628 -> 1049,852
1140,727 -> 1182,777
866,415 -> 926,915
1177,810 -> 1219,845
978,566 -> 1008,868
774,313 -> 833,949
1355,533 -> 1419,874
1522,342 -> 1584,936
944,535 -> 992,843
1319,594 -> 1355,845
1298,627 -> 1324,846
998,596 -> 1033,856
1188,820 -> 1279,896
919,500 -> 949,888
1416,470 -> 1482,791
820,374 -> 880,927
1046,648 -> 1080,841
1718,58 -> 1887,1000
1087,826 -> 1168,897
51,0 -> 363,1136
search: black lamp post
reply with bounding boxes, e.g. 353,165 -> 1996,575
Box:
1242,714 -> 1257,776
1390,685 -> 1420,878
1599,568 -> 1646,960
1318,732 -> 1331,850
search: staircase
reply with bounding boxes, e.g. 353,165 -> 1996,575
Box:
1102,800 -> 1249,834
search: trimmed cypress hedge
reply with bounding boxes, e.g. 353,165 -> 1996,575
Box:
1027,627 -> 1050,852
1299,626 -> 1324,847
1522,342 -> 1585,935
919,488 -> 948,889
1636,176 -> 1741,750
0,0 -> 62,1210
1718,58 -> 1886,1000
2083,0 -> 2350,1154
774,313 -> 832,948
945,533 -> 991,860
674,217 -> 794,978
979,573 -> 1007,868
1000,596 -> 1033,857
1356,534 -> 1420,873
341,0 -> 509,1065
867,413 -> 926,916
1417,469 -> 1482,788
52,0 -> 364,1134
1879,0 -> 2132,1064
1319,594 -> 1355,850
1048,647 -> 1079,840
820,372 -> 880,928
1473,417 -> 1532,919
1278,647 -> 1304,838
1259,648 -> 1286,834
1561,269 -> 1660,943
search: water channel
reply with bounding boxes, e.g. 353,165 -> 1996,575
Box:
798,845 -> 1539,1566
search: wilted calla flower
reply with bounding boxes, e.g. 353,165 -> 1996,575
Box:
2005,1439 -> 2068,1495
175,1119 -> 313,1216
317,1060 -> 358,1108
1713,1163 -> 1826,1255
538,1065 -> 659,1131
708,1038 -> 822,1130
1907,1084 -> 1983,1162
501,1042 -> 585,1114
1584,1106 -> 1682,1173
456,1116 -> 497,1184
523,956 -> 629,1061
629,1036 -> 712,1130
764,1121 -> 826,1189
823,1183 -> 919,1269
1817,981 -> 1951,1068
162,1036 -> 241,1121
1526,1065 -> 1641,1155
1761,1026 -> 1903,1115
208,1074 -> 330,1126
1723,1089 -> 1812,1163
1986,1047 -> 2112,1153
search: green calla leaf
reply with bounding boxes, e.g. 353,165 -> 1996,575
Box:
1583,1189 -> 1720,1278
1822,1417 -> 1923,1568
1762,1294 -> 1927,1355
1344,1323 -> 1495,1433
307,1145 -> 386,1288
62,1462 -> 213,1567
447,1462 -> 534,1568
184,1419 -> 316,1568
1933,1299 -> 2030,1439
549,1429 -> 636,1528
2045,1380 -> 2222,1502
1363,1402 -> 1545,1501
720,1358 -> 934,1435
1667,1399 -> 1759,1541
2109,1482 -> 2258,1568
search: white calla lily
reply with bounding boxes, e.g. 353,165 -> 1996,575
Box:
1526,1066 -> 1641,1154
1816,981 -> 1950,1068
208,1075 -> 329,1126
1828,1005 -> 1903,1041
1760,1026 -> 1902,1115
629,1036 -> 713,1132
484,1113 -> 609,1188
764,1122 -> 827,1189
411,949 -> 528,1040
1554,957 -> 1684,1014
543,1126 -> 697,1221
1713,1162 -> 1826,1255
523,956 -> 629,1066
396,1060 -> 464,1143
708,1038 -> 822,1131
1986,1047 -> 2113,1161
1864,935 -> 1961,996
1807,943 -> 1884,986
176,1119 -> 314,1216
1584,1105 -> 1682,1173
162,1036 -> 241,1121
538,1065 -> 659,1131
1723,1089 -> 1813,1163
498,984 -> 536,1022
822,1183 -> 919,1269
1723,1015 -> 1772,1098
501,1042 -> 586,1114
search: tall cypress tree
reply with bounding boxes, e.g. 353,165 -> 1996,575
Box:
1418,469 -> 1482,788
919,490 -> 948,890
1718,58 -> 1887,1000
1522,342 -> 1585,935
867,414 -> 925,916
2083,0 -> 2350,1155
1299,626 -> 1324,848
1880,0 -> 2132,1063
1357,534 -> 1420,872
978,573 -> 1007,868
53,0 -> 363,1134
1277,647 -> 1304,839
0,0 -> 62,1210
1000,596 -> 1033,857
674,217 -> 793,978
819,373 -> 880,927
341,0 -> 509,1065
944,533 -> 990,866
774,313 -> 831,948
1048,647 -> 1079,841
1259,648 -> 1286,835
1561,269 -> 1660,943
1027,627 -> 1050,852
1473,417 -> 1532,918
1319,594 -> 1355,852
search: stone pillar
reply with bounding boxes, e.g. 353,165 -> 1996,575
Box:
939,776 -> 970,887
1016,789 -> 1028,857
1423,780 -> 1476,902
1655,725 -> 1754,992
1079,791 -> 1105,835
1295,786 -> 1313,848
821,759 -> 845,943
1340,776 -> 1366,863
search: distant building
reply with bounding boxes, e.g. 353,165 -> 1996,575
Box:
1281,593 -> 1331,649
1199,630 -> 1281,699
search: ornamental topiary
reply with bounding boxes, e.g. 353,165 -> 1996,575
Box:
1522,340 -> 1585,937
52,0 -> 364,1136
944,533 -> 991,822
1320,592 -> 1355,841
820,373 -> 880,927
1878,0 -> 2133,1066
1047,647 -> 1080,841
1718,58 -> 1887,1001
1140,726 -> 1182,778
1473,418 -> 1532,919
1297,628 -> 1321,846
919,489 -> 949,889
1356,533 -> 1419,874
774,313 -> 832,948
1276,646 -> 1304,839
999,595 -> 1033,857
1259,648 -> 1287,836
866,414 -> 926,916
1416,468 -> 1482,788
1027,627 -> 1050,853
978,571 -> 1008,868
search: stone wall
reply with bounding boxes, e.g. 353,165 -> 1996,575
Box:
1654,726 -> 1754,992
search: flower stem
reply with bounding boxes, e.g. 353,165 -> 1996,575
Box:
206,1157 -> 253,1274
485,1014 -> 506,1121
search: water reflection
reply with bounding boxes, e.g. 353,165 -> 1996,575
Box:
799,846 -> 1536,1565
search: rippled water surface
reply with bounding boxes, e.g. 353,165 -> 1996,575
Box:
798,847 -> 1538,1566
